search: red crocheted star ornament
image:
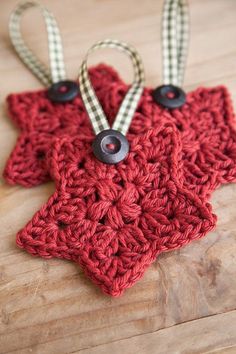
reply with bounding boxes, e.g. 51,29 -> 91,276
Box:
100,83 -> 236,199
16,122 -> 216,296
4,64 -> 122,187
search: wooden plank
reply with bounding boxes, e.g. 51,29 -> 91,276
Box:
0,206 -> 235,353
79,311 -> 236,354
0,0 -> 236,353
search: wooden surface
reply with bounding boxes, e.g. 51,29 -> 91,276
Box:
0,0 -> 236,353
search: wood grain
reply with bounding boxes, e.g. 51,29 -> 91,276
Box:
0,0 -> 236,353
79,311 -> 236,354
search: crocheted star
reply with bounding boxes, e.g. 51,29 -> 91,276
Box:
100,83 -> 236,199
4,64 -> 123,187
16,122 -> 216,296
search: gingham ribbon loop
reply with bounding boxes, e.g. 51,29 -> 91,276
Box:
79,39 -> 145,136
9,1 -> 66,86
162,0 -> 189,86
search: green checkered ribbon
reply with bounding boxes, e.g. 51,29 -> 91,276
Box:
162,0 -> 189,86
9,1 -> 66,86
79,39 -> 145,136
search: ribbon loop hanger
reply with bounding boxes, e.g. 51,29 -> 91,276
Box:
79,39 -> 145,136
78,39 -> 145,164
153,0 -> 189,109
9,1 -> 66,87
162,0 -> 189,87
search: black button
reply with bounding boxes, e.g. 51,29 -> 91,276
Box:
47,80 -> 79,103
92,129 -> 129,164
152,84 -> 186,109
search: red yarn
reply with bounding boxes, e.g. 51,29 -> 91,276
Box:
16,122 -> 216,296
7,65 -> 236,295
4,64 -> 122,187
5,64 -> 235,198
100,83 -> 236,199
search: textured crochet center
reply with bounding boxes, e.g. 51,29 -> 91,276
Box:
4,64 -> 122,187
17,123 -> 216,296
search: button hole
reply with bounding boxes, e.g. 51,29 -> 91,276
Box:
58,85 -> 69,93
106,143 -> 116,151
166,91 -> 176,99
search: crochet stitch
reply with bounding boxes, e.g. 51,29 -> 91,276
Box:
100,82 -> 236,199
4,63 -> 122,187
6,64 -> 235,198
16,122 -> 216,296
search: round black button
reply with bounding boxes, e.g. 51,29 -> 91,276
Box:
152,84 -> 186,109
47,80 -> 79,103
92,129 -> 129,164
